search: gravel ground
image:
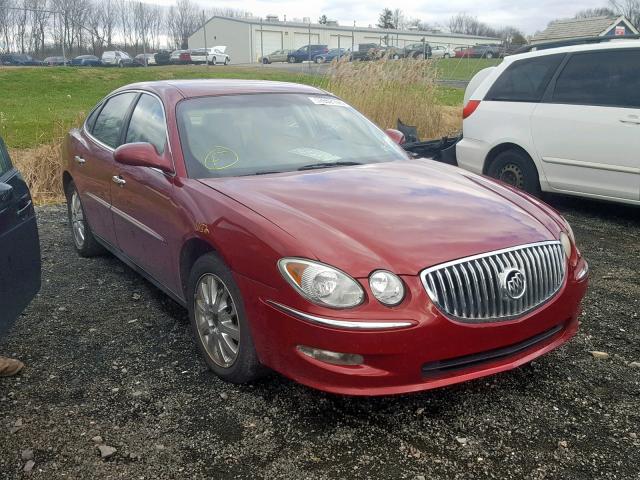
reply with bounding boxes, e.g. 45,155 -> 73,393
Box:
1,196 -> 639,479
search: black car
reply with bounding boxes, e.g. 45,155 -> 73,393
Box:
468,45 -> 504,59
403,42 -> 433,59
44,56 -> 69,66
0,137 -> 41,337
154,50 -> 171,65
0,53 -> 43,66
70,55 -> 102,67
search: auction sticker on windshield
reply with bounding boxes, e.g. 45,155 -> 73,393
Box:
309,97 -> 349,107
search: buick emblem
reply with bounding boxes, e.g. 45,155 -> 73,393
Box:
500,268 -> 527,300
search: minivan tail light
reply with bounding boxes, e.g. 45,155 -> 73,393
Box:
463,100 -> 481,119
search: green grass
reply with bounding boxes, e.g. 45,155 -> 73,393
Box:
0,65 -> 463,149
435,58 -> 502,81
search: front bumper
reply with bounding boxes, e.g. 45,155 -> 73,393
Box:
236,258 -> 588,396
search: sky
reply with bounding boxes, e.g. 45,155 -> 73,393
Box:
178,0 -> 612,34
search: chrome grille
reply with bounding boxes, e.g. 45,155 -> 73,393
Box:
420,241 -> 566,323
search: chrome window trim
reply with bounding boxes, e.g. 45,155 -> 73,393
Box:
83,89 -> 176,176
420,240 -> 567,323
267,301 -> 414,331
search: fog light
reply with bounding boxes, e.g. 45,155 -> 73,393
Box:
297,345 -> 364,366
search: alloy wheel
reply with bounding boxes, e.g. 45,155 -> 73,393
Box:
71,191 -> 86,248
194,274 -> 240,368
498,163 -> 525,189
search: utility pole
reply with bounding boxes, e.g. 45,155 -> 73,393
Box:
141,3 -> 147,66
203,10 -> 208,67
260,17 -> 264,66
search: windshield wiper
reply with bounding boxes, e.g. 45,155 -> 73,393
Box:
298,161 -> 362,171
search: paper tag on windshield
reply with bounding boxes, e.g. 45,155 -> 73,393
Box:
309,96 -> 348,107
290,148 -> 341,162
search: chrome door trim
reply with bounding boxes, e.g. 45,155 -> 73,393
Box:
110,204 -> 166,243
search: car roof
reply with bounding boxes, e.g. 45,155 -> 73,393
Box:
504,38 -> 640,64
115,79 -> 326,99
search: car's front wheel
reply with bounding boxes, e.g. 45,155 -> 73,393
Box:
315,56 -> 324,64
188,253 -> 264,384
287,56 -> 296,63
487,149 -> 541,196
66,181 -> 104,256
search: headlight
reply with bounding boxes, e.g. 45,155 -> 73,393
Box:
560,232 -> 572,259
278,258 -> 364,309
369,270 -> 405,306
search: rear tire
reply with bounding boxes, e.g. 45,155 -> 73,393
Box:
486,52 -> 494,59
65,181 -> 104,257
187,253 -> 265,384
487,149 -> 541,196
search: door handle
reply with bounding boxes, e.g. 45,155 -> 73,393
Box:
74,155 -> 86,165
16,199 -> 32,217
112,175 -> 126,186
620,117 -> 640,125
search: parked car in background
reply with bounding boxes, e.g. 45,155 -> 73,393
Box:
404,42 -> 432,59
134,53 -> 156,66
43,56 -> 69,66
190,46 -> 230,65
0,53 -> 43,66
101,50 -> 133,67
351,43 -> 380,61
431,45 -> 455,59
455,46 -> 471,58
260,49 -> 292,64
71,55 -> 102,67
154,50 -> 171,65
468,45 -> 503,59
62,79 -> 587,396
378,46 -> 404,60
313,48 -> 349,63
170,50 -> 191,64
287,44 -> 328,63
457,39 -> 640,205
0,136 -> 41,337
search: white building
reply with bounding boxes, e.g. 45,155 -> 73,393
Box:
188,16 -> 501,64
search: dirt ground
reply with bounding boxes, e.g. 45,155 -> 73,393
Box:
1,195 -> 638,479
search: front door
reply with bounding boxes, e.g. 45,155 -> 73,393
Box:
110,93 -> 180,294
531,49 -> 640,201
0,138 -> 41,335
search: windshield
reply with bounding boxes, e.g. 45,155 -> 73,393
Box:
177,93 -> 408,178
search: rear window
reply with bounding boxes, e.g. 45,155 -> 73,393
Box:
551,50 -> 640,108
486,54 -> 564,102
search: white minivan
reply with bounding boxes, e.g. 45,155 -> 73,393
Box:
101,50 -> 132,67
456,39 -> 640,205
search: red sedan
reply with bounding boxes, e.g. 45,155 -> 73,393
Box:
62,80 -> 588,396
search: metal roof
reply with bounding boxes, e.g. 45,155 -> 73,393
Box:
532,15 -> 638,43
198,15 -> 501,42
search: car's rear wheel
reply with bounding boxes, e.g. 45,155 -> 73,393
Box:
224,58 -> 229,65
393,54 -> 400,60
488,149 -> 541,196
443,53 -> 450,58
262,58 -> 269,64
486,52 -> 494,59
188,253 -> 264,384
315,56 -> 324,64
66,181 -> 104,257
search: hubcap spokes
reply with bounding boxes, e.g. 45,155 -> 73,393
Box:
194,274 -> 240,368
71,192 -> 85,247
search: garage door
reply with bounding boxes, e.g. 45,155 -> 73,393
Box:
294,32 -> 320,48
329,35 -> 353,49
254,30 -> 283,58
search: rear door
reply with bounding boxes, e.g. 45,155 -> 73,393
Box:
76,92 -> 138,247
531,49 -> 640,201
0,138 -> 41,336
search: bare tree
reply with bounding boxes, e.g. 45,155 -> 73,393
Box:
609,0 -> 640,28
166,0 -> 198,49
575,7 -> 616,18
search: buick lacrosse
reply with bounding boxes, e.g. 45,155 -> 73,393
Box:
62,80 -> 588,395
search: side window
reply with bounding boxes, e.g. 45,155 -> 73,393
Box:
552,50 -> 640,108
91,92 -> 137,148
485,54 -> 564,102
125,94 -> 167,154
85,103 -> 103,133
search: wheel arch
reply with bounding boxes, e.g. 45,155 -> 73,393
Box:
179,237 -> 219,298
483,142 -> 538,176
62,170 -> 73,196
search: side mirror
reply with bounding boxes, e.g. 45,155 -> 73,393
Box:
385,128 -> 406,145
0,182 -> 13,208
114,143 -> 174,174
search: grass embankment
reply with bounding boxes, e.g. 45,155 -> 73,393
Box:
0,62 -> 465,203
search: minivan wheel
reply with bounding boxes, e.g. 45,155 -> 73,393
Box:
66,181 -> 104,257
488,150 -> 541,196
188,253 -> 265,384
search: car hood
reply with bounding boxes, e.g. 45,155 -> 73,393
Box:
199,161 -> 562,277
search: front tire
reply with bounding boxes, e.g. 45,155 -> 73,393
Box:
188,253 -> 264,384
487,149 -> 541,196
287,56 -> 296,63
486,52 -> 494,59
66,181 -> 104,257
